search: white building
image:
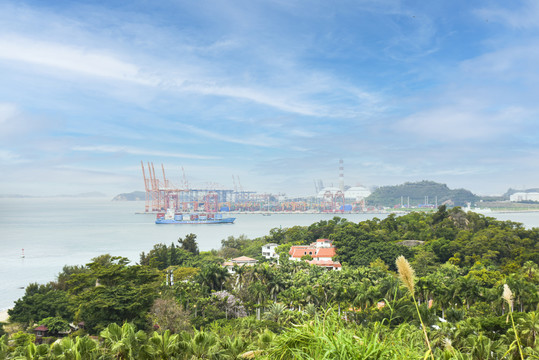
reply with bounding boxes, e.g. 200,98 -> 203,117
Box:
344,186 -> 371,201
262,243 -> 279,260
510,192 -> 539,202
222,256 -> 258,273
317,185 -> 371,201
316,187 -> 341,198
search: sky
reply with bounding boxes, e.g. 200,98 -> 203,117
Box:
1,0 -> 538,197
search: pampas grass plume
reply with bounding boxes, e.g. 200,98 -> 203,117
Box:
503,283 -> 524,360
396,255 -> 415,294
503,283 -> 513,309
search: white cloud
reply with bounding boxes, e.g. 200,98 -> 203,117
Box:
397,104 -> 525,141
0,149 -> 29,164
0,34 -> 370,118
181,124 -> 280,147
0,35 -> 158,86
72,145 -> 219,160
0,103 -> 19,123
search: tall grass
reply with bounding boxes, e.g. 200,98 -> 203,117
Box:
265,309 -> 426,359
395,255 -> 434,360
503,284 -> 524,360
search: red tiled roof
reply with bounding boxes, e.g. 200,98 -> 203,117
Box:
316,247 -> 336,258
289,246 -> 313,258
232,256 -> 257,262
316,238 -> 330,242
290,245 -> 337,259
34,325 -> 48,331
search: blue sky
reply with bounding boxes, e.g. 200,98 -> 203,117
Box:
1,0 -> 538,197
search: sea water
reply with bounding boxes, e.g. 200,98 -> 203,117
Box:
1,197 -> 539,309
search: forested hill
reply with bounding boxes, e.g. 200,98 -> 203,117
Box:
112,191 -> 146,201
366,180 -> 477,207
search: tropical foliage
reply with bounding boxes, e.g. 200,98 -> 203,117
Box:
2,207 -> 539,359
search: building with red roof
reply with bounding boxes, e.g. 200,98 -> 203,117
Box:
34,325 -> 49,344
289,239 -> 341,270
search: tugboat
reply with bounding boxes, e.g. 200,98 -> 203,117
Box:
155,208 -> 235,224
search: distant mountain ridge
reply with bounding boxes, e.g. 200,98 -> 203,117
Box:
0,192 -> 107,198
366,180 -> 478,207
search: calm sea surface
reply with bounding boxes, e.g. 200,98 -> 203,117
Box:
1,197 -> 539,309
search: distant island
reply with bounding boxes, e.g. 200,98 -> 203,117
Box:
366,180 -> 478,207
111,191 -> 146,201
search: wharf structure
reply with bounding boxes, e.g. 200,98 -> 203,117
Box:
141,161 -> 273,213
140,161 -> 373,213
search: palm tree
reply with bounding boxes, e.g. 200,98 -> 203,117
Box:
255,328 -> 276,350
23,342 -> 50,360
522,260 -> 539,281
50,336 -> 82,359
220,336 -> 249,360
248,282 -> 268,321
268,273 -> 285,303
198,264 -> 230,292
455,275 -> 480,310
148,330 -> 181,360
463,332 -> 507,360
100,322 -> 151,360
76,336 -> 99,360
179,329 -> 223,359
233,264 -> 247,291
351,279 -> 374,310
518,311 -> 539,349
263,303 -> 287,323
50,336 -> 98,360
506,273 -> 530,312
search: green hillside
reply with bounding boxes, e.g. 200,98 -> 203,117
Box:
366,180 -> 477,207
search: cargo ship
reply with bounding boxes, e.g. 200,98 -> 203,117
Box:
155,208 -> 235,224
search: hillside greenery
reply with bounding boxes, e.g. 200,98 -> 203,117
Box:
2,207 -> 539,359
366,180 -> 478,207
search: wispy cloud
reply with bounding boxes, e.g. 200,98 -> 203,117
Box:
0,1 -> 383,119
72,145 -> 219,160
0,103 -> 19,123
0,35 -> 157,85
180,123 -> 279,147
397,104 -> 526,141
0,150 -> 29,164
2,1 -> 539,196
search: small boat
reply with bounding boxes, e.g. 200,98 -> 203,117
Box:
155,209 -> 235,224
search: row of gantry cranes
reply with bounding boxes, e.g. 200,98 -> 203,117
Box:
141,162 -> 369,213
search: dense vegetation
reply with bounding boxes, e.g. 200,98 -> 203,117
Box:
367,181 -> 478,207
2,207 -> 539,359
